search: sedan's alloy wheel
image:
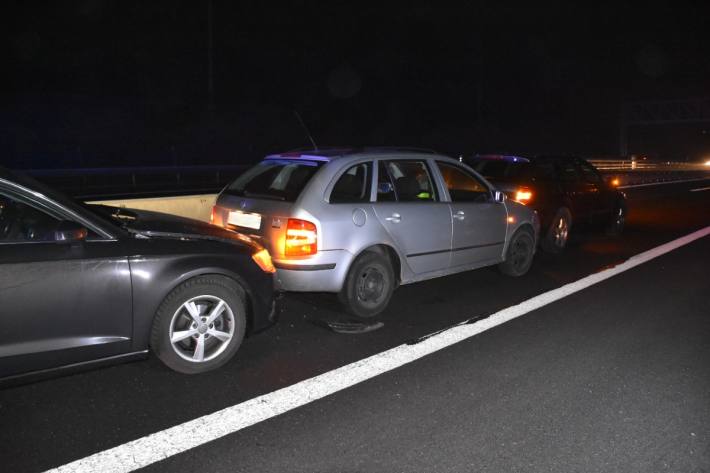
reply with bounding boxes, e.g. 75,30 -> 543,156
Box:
169,295 -> 235,363
609,206 -> 625,234
553,215 -> 569,248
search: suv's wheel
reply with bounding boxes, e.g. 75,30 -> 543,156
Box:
605,203 -> 626,236
151,275 -> 247,374
499,228 -> 535,277
339,251 -> 395,318
541,207 -> 572,253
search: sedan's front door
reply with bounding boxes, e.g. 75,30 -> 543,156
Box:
436,162 -> 507,268
372,160 -> 452,275
556,158 -> 593,222
0,190 -> 132,379
577,159 -> 614,223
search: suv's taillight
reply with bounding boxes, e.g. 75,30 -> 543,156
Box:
285,218 -> 317,256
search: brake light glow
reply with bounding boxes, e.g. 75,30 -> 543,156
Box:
252,248 -> 276,273
210,205 -> 216,224
285,218 -> 317,256
514,188 -> 533,204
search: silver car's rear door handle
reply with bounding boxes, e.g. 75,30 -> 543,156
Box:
454,210 -> 465,221
385,213 -> 401,223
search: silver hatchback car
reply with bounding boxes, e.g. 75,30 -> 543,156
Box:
213,148 -> 540,317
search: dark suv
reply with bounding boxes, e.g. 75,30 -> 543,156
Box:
465,154 -> 626,253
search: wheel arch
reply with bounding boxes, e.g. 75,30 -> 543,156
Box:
152,271 -> 256,345
131,255 -> 266,352
351,243 -> 402,286
503,222 -> 537,258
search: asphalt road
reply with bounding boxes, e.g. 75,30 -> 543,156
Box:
1,179 -> 709,472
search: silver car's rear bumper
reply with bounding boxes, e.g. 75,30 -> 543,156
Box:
273,249 -> 353,292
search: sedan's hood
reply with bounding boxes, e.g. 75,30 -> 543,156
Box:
95,205 -> 262,251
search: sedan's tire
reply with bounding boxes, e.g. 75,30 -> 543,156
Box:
605,202 -> 626,236
499,228 -> 535,277
339,251 -> 395,318
151,275 -> 247,374
541,207 -> 572,254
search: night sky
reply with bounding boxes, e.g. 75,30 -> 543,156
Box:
3,1 -> 710,168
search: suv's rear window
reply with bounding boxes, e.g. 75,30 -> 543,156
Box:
225,159 -> 323,201
468,160 -> 532,181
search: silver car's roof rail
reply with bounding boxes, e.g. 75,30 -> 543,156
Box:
275,146 -> 446,160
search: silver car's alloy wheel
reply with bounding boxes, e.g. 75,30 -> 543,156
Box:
553,215 -> 569,248
168,295 -> 235,363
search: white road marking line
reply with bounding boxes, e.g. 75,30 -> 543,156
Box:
46,225 -> 710,473
690,186 -> 710,192
619,177 -> 710,189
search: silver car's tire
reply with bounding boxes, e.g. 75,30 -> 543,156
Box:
151,276 -> 246,374
339,252 -> 395,318
541,207 -> 572,254
499,228 -> 535,277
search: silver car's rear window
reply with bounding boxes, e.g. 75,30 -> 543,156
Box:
225,159 -> 323,202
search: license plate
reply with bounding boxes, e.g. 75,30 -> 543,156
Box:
227,211 -> 262,230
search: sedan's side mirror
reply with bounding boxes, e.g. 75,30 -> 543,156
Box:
54,220 -> 88,243
493,190 -> 506,203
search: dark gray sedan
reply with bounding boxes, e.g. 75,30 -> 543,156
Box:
0,168 -> 277,383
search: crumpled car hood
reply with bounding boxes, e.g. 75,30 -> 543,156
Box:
101,206 -> 262,251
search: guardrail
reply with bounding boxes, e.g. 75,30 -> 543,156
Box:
588,160 -> 708,171
24,164 -> 250,200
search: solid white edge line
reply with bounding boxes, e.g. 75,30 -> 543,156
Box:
47,225 -> 710,473
619,176 -> 710,189
690,186 -> 710,192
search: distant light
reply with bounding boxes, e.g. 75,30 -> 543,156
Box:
507,216 -> 515,223
611,178 -> 620,187
705,160 -> 710,166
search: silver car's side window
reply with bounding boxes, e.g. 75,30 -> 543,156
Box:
380,160 -> 437,202
377,161 -> 397,202
437,162 -> 490,203
329,162 -> 373,203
